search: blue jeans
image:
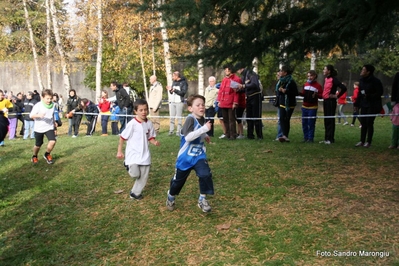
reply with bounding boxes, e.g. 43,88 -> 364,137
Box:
101,114 -> 109,134
301,108 -> 317,141
24,120 -> 35,139
119,107 -> 132,133
169,159 -> 214,196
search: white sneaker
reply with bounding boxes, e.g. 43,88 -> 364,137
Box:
343,122 -> 349,125
219,134 -> 226,139
350,124 -> 354,127
198,198 -> 211,212
324,140 -> 331,145
237,135 -> 245,139
72,135 -> 77,138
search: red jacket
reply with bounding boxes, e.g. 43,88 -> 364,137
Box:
98,97 -> 111,112
217,74 -> 241,108
337,91 -> 347,105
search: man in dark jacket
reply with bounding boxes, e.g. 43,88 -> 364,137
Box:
23,91 -> 37,139
66,89 -> 82,137
391,72 -> 399,105
110,81 -> 132,133
354,64 -> 383,148
235,63 -> 263,140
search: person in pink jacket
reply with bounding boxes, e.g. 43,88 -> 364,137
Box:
217,65 -> 241,140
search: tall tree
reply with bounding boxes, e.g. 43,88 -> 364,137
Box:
22,0 -> 45,91
49,0 -> 71,93
142,0 -> 399,67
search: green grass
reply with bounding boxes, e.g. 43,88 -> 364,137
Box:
0,111 -> 398,265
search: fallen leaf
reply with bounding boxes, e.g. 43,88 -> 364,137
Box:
114,189 -> 124,194
216,223 -> 231,231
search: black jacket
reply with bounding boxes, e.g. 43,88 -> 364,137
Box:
241,69 -> 261,97
170,77 -> 188,102
67,95 -> 81,113
355,74 -> 383,111
115,87 -> 131,109
84,101 -> 99,121
24,98 -> 37,121
8,98 -> 24,119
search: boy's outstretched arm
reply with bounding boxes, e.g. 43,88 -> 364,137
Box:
116,137 -> 125,159
149,138 -> 160,146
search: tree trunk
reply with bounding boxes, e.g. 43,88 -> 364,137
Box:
49,0 -> 71,95
157,0 -> 173,87
95,0 -> 103,100
22,0 -> 44,91
139,23 -> 149,101
198,59 -> 204,95
45,0 -> 52,90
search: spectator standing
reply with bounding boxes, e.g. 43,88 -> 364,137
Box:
354,64 -> 383,148
23,91 -> 37,140
320,65 -> 347,144
350,82 -> 361,127
166,71 -> 188,136
148,75 -> 163,135
236,63 -> 264,140
388,103 -> 399,149
66,89 -> 82,137
110,102 -> 120,135
217,64 -> 241,140
299,70 -> 323,143
204,76 -> 218,137
276,66 -> 298,142
391,71 -> 399,105
110,81 -> 132,133
336,88 -> 348,125
98,90 -> 111,136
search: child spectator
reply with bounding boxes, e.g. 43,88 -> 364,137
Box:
350,82 -> 361,127
98,90 -> 111,136
389,103 -> 399,149
78,98 -> 99,136
110,102 -> 120,135
336,86 -> 348,125
166,94 -> 214,213
23,91 -> 37,140
299,70 -> 323,143
29,89 -> 57,164
116,99 -> 160,200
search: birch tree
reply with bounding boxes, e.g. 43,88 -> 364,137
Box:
157,0 -> 172,87
22,0 -> 45,91
95,0 -> 103,99
49,0 -> 71,94
45,0 -> 52,90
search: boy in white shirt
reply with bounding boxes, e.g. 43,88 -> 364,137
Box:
30,89 -> 57,164
116,99 -> 160,200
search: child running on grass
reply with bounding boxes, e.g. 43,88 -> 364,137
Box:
116,99 -> 160,200
166,94 -> 214,213
30,89 -> 57,164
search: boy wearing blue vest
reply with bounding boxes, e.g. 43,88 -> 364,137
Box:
166,94 -> 214,212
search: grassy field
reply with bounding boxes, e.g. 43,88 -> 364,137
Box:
0,110 -> 398,266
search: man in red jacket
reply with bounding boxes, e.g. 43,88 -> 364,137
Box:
217,65 -> 241,140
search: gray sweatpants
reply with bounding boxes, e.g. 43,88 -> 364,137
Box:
128,164 -> 151,196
